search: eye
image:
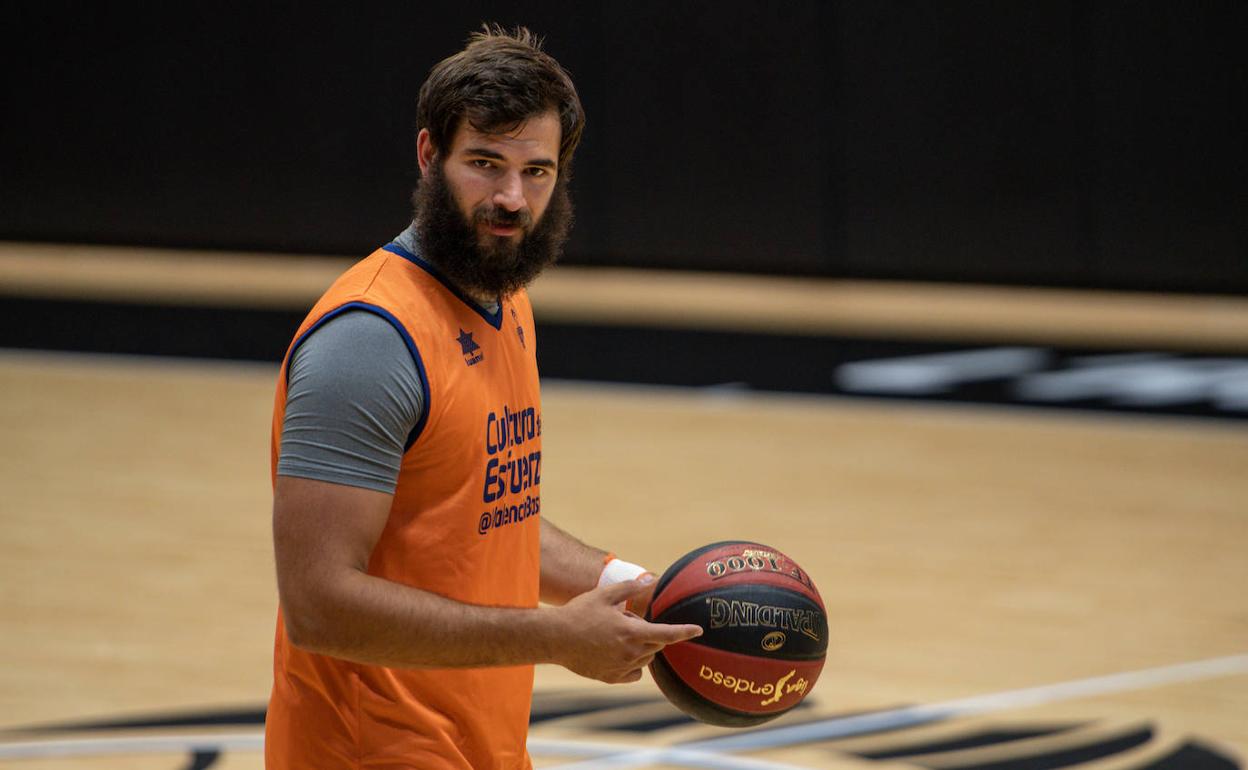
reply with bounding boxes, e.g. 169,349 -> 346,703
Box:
471,159 -> 495,170
526,167 -> 550,178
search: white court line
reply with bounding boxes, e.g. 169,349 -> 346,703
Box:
551,653 -> 1248,770
0,733 -> 263,759
528,739 -> 814,770
0,733 -> 811,770
1,653 -> 1245,767
0,733 -> 810,770
690,652 -> 1248,752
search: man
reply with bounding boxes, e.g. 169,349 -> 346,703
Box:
264,26 -> 702,770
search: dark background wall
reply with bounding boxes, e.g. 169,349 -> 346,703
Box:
3,1 -> 1245,293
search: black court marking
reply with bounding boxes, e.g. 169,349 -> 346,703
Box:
918,726 -> 1153,770
7,707 -> 266,733
852,724 -> 1083,760
603,712 -> 700,733
0,297 -> 299,362
1144,742 -> 1241,770
537,323 -> 1248,421
181,750 -> 220,770
3,296 -> 1246,420
2,704 -> 1240,769
528,691 -> 658,725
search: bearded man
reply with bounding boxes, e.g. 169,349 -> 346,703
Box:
264,26 -> 701,770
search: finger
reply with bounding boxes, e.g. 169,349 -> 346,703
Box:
641,622 -> 703,644
625,573 -> 658,616
597,576 -> 655,605
621,667 -> 644,683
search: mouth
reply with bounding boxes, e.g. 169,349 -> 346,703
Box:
486,223 -> 521,237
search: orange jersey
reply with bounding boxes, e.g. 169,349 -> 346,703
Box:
266,243 -> 542,769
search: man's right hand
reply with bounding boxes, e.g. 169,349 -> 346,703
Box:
551,578 -> 703,684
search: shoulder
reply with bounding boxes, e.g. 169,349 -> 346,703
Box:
296,309 -> 407,359
290,310 -> 423,394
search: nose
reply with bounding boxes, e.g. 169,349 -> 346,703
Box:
492,170 -> 525,212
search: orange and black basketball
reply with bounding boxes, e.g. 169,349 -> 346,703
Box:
645,540 -> 828,727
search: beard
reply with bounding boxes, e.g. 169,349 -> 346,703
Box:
411,162 -> 573,299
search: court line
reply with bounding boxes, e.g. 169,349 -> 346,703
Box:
551,653 -> 1248,769
2,653 -> 1244,767
528,739 -> 812,770
693,653 -> 1248,751
0,733 -> 809,770
0,733 -> 263,759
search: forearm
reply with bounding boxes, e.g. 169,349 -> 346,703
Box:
284,568 -> 565,669
539,518 -> 610,605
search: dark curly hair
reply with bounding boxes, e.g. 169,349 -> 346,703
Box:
417,25 -> 586,177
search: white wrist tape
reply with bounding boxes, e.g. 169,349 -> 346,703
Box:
598,558 -> 649,588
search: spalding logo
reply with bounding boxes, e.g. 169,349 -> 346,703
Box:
705,597 -> 822,641
761,631 -> 786,651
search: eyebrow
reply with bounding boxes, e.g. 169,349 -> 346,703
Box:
464,147 -> 557,169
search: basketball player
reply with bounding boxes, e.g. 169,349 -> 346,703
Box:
264,26 -> 702,770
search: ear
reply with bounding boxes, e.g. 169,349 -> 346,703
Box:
416,128 -> 437,175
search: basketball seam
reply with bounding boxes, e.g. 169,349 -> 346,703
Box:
647,540 -> 762,617
653,587 -> 828,661
667,637 -> 828,663
651,650 -> 793,727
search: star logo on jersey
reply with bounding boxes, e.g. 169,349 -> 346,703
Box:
457,328 -> 483,366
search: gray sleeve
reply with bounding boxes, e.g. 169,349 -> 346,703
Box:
276,310 -> 426,494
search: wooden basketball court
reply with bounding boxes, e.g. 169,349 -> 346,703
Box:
0,245 -> 1244,769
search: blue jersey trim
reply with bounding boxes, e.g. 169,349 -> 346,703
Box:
286,301 -> 432,452
382,242 -> 504,330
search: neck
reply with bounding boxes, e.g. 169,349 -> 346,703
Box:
400,220 -> 499,307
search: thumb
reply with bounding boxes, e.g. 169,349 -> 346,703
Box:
597,575 -> 655,605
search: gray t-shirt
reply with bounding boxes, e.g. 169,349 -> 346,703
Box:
276,310 -> 423,493
276,227 -> 499,494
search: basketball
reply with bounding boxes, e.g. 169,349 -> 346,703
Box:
645,540 -> 828,727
